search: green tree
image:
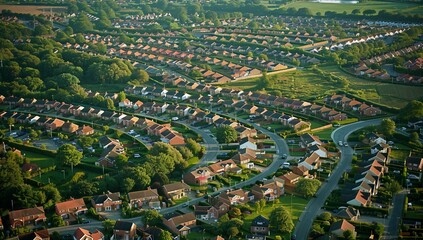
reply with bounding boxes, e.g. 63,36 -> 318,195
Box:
131,69 -> 149,84
78,136 -> 95,148
51,213 -> 65,227
186,138 -> 202,155
56,144 -> 83,166
143,209 -> 162,226
159,230 -> 173,240
115,154 -> 129,168
352,9 -> 361,15
71,180 -> 99,197
228,227 -> 239,239
295,178 -> 321,198
102,219 -> 116,238
216,125 -> 238,144
410,132 -> 421,146
106,98 -> 116,110
117,91 -> 126,102
177,146 -> 194,160
363,9 -> 377,16
398,100 -> 423,122
259,71 -> 271,89
269,206 -> 294,234
385,180 -> 402,197
343,229 -> 356,240
121,177 -> 135,193
379,118 -> 396,137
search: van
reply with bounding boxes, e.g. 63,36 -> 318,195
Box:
282,162 -> 290,169
171,117 -> 179,121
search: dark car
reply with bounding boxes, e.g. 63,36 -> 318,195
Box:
291,234 -> 297,240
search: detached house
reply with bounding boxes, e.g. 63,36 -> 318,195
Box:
18,229 -> 50,240
74,228 -> 104,240
128,188 -> 160,210
193,205 -> 218,221
250,215 -> 270,236
162,212 -> 196,236
112,221 -> 137,240
298,152 -> 321,170
239,136 -> 257,150
9,207 -> 47,228
162,182 -> 191,200
91,192 -> 122,212
251,178 -> 284,201
406,156 -> 423,171
55,198 -> 87,222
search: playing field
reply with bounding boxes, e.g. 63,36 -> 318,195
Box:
0,4 -> 67,15
280,1 -> 423,15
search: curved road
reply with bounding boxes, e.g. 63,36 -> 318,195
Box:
294,118 -> 383,240
47,113 -> 290,235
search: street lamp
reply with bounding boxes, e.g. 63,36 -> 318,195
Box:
9,124 -> 14,133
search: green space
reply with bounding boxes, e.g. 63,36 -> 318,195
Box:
390,149 -> 410,161
312,127 -> 334,140
281,1 -> 423,15
81,83 -> 127,93
24,151 -> 55,168
242,195 -> 308,238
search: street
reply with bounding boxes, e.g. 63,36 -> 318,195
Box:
294,118 -> 383,240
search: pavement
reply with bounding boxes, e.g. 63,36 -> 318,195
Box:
384,190 -> 406,239
293,118 -> 383,240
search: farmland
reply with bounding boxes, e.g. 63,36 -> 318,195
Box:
0,4 -> 67,15
279,1 -> 423,15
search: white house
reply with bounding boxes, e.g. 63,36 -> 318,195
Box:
309,145 -> 328,158
298,152 -> 321,170
239,137 -> 257,150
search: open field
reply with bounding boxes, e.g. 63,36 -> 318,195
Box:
280,1 -> 423,15
0,4 -> 67,15
224,66 -> 423,109
24,151 -> 55,168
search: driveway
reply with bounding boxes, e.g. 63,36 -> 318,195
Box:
294,118 -> 383,239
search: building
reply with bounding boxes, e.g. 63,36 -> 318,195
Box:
162,182 -> 191,200
128,188 -> 160,210
18,229 -> 50,240
112,221 -> 137,240
91,192 -> 122,212
193,205 -> 218,221
330,220 -> 357,238
73,228 -> 104,240
250,215 -> 270,235
406,156 -> 423,171
162,212 -> 196,236
9,207 -> 46,228
55,198 -> 87,222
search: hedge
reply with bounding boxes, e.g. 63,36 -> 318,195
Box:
2,139 -> 57,157
74,162 -> 114,174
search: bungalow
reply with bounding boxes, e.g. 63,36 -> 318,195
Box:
298,152 -> 321,170
91,192 -> 122,212
162,212 -> 196,236
250,215 -> 270,236
62,122 -> 79,134
239,136 -> 257,150
162,182 -> 191,200
18,229 -> 50,240
9,207 -> 46,228
193,205 -> 218,221
112,221 -> 137,240
347,190 -> 371,207
330,220 -> 356,239
73,228 -> 104,240
128,188 -> 160,210
183,167 -> 215,186
55,198 -> 87,221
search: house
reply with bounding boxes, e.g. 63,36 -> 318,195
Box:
250,215 -> 270,235
406,156 -> 423,171
9,207 -> 47,228
162,212 -> 196,236
162,182 -> 191,200
128,188 -> 160,210
91,192 -> 122,212
300,133 -> 322,147
77,125 -> 95,136
74,228 -> 104,240
365,133 -> 386,146
336,207 -> 360,221
251,177 -> 284,201
193,205 -> 218,221
55,198 -> 88,221
330,220 -> 357,238
239,136 -> 257,150
208,159 -> 240,175
298,152 -> 321,170
45,118 -> 65,130
291,165 -> 309,177
18,229 -> 50,240
346,190 -> 371,207
308,145 -> 328,158
112,221 -> 137,240
218,189 -> 250,205
62,122 -> 79,134
184,167 -> 215,185
279,172 -> 300,188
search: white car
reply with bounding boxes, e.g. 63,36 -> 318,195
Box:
338,141 -> 343,146
344,142 -> 348,147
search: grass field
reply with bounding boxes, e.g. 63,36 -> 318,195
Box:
224,66 -> 423,109
25,151 -> 55,168
279,1 -> 423,15
0,4 -> 67,15
81,83 -> 128,93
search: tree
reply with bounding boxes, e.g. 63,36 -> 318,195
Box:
115,154 -> 129,168
343,229 -> 356,240
102,219 -> 116,238
159,230 -> 173,240
71,180 -> 99,197
379,119 -> 396,137
259,53 -> 268,61
352,9 -> 361,15
410,132 -> 421,146
269,206 -> 294,234
228,227 -> 239,239
78,136 -> 95,148
143,209 -> 162,226
216,125 -> 238,144
259,71 -> 271,89
186,138 -> 202,155
363,9 -> 377,16
106,98 -> 116,110
398,100 -> 423,122
177,146 -> 193,160
56,144 -> 83,166
117,91 -> 126,102
295,178 -> 321,198
131,69 -> 149,84
51,213 -> 65,227
385,180 -> 401,197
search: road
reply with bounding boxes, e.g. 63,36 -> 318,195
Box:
47,113 -> 290,236
385,190 -> 406,239
294,118 -> 383,240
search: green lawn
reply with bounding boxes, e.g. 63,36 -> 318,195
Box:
34,166 -> 101,185
24,151 -> 55,168
281,1 -> 423,15
312,127 -> 334,141
390,149 -> 410,161
243,195 -> 308,238
81,83 -> 127,93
